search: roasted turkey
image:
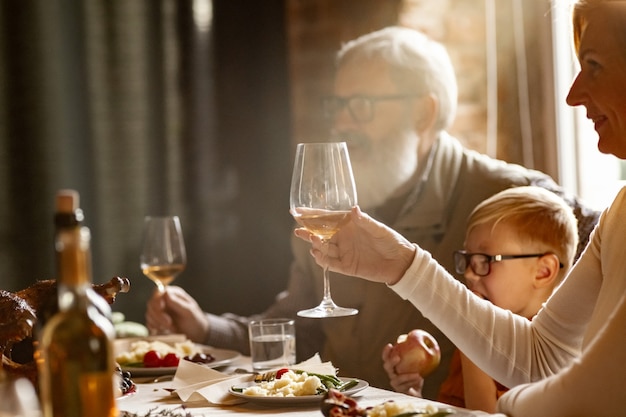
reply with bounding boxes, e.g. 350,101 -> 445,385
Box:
0,276 -> 130,385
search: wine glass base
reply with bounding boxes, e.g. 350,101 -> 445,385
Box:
297,305 -> 358,318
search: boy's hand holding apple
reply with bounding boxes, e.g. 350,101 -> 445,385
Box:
391,329 -> 441,376
382,329 -> 441,398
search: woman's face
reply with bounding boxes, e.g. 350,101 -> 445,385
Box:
566,5 -> 626,158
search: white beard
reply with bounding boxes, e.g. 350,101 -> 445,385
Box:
349,129 -> 419,211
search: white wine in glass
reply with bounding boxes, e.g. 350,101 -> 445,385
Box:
140,216 -> 187,293
289,142 -> 358,318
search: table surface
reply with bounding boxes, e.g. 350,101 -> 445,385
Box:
117,356 -> 504,417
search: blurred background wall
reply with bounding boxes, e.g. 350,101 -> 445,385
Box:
0,0 -> 559,323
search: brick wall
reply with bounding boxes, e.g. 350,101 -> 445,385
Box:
285,0 -> 402,145
400,0 -> 489,152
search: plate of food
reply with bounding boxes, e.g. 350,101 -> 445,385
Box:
228,368 -> 368,405
114,335 -> 240,376
321,388 -> 457,417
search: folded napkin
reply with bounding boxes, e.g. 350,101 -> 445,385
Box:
171,353 -> 336,405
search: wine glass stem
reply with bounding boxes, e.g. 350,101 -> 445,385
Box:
321,265 -> 336,306
320,240 -> 337,308
156,281 -> 166,293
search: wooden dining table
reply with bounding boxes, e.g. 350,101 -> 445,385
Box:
116,356 -> 506,417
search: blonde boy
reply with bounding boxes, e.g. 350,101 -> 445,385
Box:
383,186 -> 578,412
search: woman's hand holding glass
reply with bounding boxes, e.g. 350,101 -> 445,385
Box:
293,206 -> 416,286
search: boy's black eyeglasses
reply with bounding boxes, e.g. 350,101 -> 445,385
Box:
322,94 -> 422,123
453,250 -> 564,277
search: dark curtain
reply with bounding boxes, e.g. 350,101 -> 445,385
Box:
0,0 -> 293,323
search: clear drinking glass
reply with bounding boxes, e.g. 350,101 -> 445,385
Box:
248,318 -> 296,371
289,142 -> 359,318
140,216 -> 187,293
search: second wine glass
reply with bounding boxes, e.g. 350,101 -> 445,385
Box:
140,216 -> 187,293
289,142 -> 358,318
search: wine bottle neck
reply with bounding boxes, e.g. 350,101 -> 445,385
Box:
52,189 -> 110,315
55,226 -> 92,288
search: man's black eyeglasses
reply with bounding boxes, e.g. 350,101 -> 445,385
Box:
453,250 -> 564,277
322,94 -> 422,123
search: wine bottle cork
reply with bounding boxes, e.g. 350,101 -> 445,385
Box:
56,189 -> 79,214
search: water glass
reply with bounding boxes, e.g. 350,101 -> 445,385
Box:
248,318 -> 296,372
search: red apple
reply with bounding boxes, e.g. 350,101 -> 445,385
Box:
391,329 -> 441,376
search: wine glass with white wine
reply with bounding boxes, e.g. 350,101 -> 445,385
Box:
289,142 -> 358,318
140,216 -> 187,294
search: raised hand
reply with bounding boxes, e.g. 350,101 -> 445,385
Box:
294,206 -> 416,286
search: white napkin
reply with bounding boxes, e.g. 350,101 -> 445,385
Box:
284,353 -> 337,375
171,353 -> 336,405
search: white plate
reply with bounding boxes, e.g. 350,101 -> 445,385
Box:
119,345 -> 240,377
228,377 -> 368,405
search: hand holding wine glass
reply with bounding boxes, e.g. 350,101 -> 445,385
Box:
140,216 -> 187,293
289,142 -> 358,318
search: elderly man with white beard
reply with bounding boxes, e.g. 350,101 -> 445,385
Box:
145,26 -> 599,399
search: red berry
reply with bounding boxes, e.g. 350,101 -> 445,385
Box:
162,352 -> 180,367
143,350 -> 162,368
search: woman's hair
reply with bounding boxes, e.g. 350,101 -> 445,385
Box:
466,186 -> 579,282
336,26 -> 458,133
572,0 -> 626,54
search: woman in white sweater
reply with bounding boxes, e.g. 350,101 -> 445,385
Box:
295,1 -> 626,415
